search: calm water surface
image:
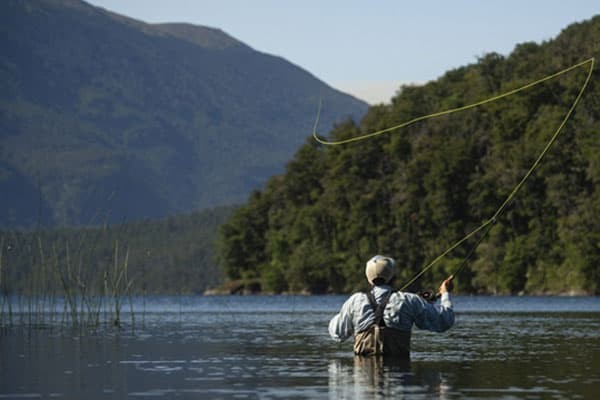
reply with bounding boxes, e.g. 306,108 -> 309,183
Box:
1,295 -> 600,399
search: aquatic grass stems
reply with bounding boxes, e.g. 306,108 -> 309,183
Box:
0,228 -> 136,331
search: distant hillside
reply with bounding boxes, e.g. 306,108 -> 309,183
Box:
1,205 -> 236,295
217,16 -> 600,295
0,0 -> 367,228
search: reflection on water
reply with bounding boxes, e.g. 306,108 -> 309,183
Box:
1,296 -> 599,399
329,357 -> 422,399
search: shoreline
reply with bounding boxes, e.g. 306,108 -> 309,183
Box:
202,282 -> 594,297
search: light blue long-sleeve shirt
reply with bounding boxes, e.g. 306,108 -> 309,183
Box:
328,285 -> 454,342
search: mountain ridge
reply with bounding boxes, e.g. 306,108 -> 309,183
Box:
0,0 -> 368,228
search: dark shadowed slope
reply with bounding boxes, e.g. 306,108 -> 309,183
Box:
0,0 -> 368,227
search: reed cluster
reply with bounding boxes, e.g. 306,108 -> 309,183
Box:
0,228 -> 135,331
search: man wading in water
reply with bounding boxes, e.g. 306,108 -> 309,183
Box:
329,255 -> 454,358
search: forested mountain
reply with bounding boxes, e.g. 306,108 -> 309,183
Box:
0,0 -> 367,228
217,16 -> 600,295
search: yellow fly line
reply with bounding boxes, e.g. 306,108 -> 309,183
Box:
312,57 -> 595,291
313,58 -> 594,145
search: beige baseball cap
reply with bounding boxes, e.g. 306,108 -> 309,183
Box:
365,255 -> 396,284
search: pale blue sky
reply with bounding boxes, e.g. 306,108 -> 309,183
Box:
87,0 -> 599,104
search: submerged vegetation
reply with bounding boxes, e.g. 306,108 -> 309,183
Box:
217,16 -> 600,295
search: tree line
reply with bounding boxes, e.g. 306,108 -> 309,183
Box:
0,206 -> 234,297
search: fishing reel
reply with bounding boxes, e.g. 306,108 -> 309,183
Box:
419,290 -> 441,303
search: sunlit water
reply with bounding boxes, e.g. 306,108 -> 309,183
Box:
1,296 -> 600,399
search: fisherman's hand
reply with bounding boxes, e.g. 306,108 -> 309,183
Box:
439,276 -> 454,294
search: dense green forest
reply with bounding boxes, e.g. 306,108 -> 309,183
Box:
0,0 -> 366,228
217,16 -> 600,295
0,206 -> 234,296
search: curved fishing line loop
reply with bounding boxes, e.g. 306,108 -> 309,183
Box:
397,57 -> 595,291
312,58 -> 595,291
312,58 -> 594,146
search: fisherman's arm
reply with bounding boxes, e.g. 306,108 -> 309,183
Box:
412,277 -> 455,332
328,294 -> 359,342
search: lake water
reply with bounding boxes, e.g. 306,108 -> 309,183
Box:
1,295 -> 600,399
